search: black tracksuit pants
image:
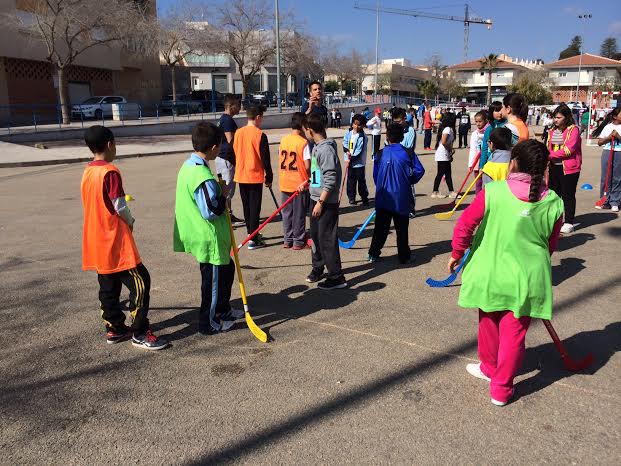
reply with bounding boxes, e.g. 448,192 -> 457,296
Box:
548,164 -> 580,224
310,200 -> 343,279
347,166 -> 369,203
368,209 -> 410,263
97,263 -> 150,334
239,183 -> 263,235
458,125 -> 469,148
424,129 -> 432,149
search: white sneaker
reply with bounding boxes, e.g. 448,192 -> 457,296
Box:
448,191 -> 458,199
612,205 -> 619,213
491,398 -> 508,407
560,223 -> 575,234
431,191 -> 439,198
466,363 -> 491,382
434,192 -> 447,199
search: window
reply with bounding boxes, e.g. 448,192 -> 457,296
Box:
480,72 -> 485,76
559,72 -> 567,77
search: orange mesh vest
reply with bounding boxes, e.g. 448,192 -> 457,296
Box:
278,134 -> 309,193
81,163 -> 141,274
233,125 -> 265,183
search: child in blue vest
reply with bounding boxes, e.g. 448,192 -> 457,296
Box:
343,114 -> 369,205
368,123 -> 416,264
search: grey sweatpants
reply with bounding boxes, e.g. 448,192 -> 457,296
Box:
281,191 -> 309,247
600,148 -> 621,207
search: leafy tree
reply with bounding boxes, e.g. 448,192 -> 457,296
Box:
508,70 -> 552,105
417,80 -> 439,100
559,36 -> 582,60
479,54 -> 499,105
600,37 -> 621,60
441,77 -> 467,101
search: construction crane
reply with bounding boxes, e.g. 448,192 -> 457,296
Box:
353,2 -> 493,62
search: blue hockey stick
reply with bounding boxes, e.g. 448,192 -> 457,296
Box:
425,248 -> 471,288
338,210 -> 376,249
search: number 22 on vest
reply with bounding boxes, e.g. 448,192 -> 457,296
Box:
280,150 -> 298,171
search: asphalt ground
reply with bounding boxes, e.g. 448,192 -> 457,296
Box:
1,133 -> 619,465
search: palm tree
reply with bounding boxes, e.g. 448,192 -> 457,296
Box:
417,80 -> 439,101
479,54 -> 499,105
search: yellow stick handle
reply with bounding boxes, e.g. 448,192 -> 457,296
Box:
449,170 -> 484,214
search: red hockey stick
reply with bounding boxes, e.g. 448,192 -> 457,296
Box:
542,320 -> 593,372
595,143 -> 614,207
339,160 -> 349,204
438,151 -> 481,209
234,184 -> 306,252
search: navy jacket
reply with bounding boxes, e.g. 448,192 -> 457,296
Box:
373,144 -> 414,217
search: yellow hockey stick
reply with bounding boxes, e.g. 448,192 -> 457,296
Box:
434,171 -> 484,221
219,176 -> 268,343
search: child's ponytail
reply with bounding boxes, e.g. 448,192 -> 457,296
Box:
503,93 -> 529,122
510,139 -> 549,203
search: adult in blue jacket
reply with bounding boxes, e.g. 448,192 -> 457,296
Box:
368,123 -> 414,264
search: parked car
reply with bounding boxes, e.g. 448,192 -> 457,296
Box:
159,94 -> 204,115
71,96 -> 126,120
190,90 -> 225,112
564,101 -> 587,110
251,91 -> 277,106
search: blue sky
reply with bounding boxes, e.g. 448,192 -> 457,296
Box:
157,0 -> 621,66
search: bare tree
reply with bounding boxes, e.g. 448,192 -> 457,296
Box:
157,15 -> 208,101
281,32 -> 323,94
3,0 -> 152,124
210,0 -> 277,100
323,51 -> 357,95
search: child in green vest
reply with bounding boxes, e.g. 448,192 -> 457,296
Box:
448,139 -> 564,406
173,122 -> 242,335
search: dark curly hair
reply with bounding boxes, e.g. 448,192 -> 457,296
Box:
510,139 -> 549,203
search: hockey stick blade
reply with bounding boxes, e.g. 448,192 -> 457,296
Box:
338,210 -> 376,249
425,249 -> 470,288
244,304 -> 268,343
542,320 -> 592,372
434,172 -> 483,221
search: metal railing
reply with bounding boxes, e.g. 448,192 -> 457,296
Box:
0,95 -> 472,136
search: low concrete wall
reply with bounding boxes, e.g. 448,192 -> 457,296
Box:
0,103 -> 375,144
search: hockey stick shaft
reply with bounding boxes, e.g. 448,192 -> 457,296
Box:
438,152 -> 481,209
435,171 -> 483,220
236,189 -> 301,250
339,161 -> 349,204
219,176 -> 268,343
269,186 -> 281,210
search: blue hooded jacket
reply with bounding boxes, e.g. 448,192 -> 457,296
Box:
373,143 -> 414,217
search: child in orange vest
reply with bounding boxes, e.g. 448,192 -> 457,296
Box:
81,126 -> 168,350
233,105 -> 273,249
279,112 -> 311,249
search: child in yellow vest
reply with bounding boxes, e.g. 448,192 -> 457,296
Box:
482,127 -> 513,185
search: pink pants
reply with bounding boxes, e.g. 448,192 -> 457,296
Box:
474,171 -> 482,194
478,310 -> 531,403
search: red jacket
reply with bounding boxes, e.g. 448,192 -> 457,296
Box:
547,124 -> 582,175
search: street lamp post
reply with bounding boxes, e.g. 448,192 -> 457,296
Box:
275,0 -> 282,113
575,13 -> 592,102
374,0 -> 379,102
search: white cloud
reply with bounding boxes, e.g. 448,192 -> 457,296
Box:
609,20 -> 621,35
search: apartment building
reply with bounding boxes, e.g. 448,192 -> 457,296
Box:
545,53 -> 621,103
0,0 -> 161,120
445,54 -> 541,103
361,59 -> 429,97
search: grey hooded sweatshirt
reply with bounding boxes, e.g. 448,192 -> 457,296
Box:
482,149 -> 511,185
310,138 -> 342,204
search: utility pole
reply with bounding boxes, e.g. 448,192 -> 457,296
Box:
374,0 -> 379,101
275,0 -> 282,113
575,13 -> 592,102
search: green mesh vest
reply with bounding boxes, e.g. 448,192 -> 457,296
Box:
173,161 -> 231,265
458,181 -> 564,320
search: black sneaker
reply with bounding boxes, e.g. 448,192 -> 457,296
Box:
230,214 -> 245,227
317,276 -> 348,290
349,199 -> 357,205
131,329 -> 169,350
247,235 -> 266,250
306,269 -> 325,283
362,199 -> 370,207
106,325 -> 131,344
